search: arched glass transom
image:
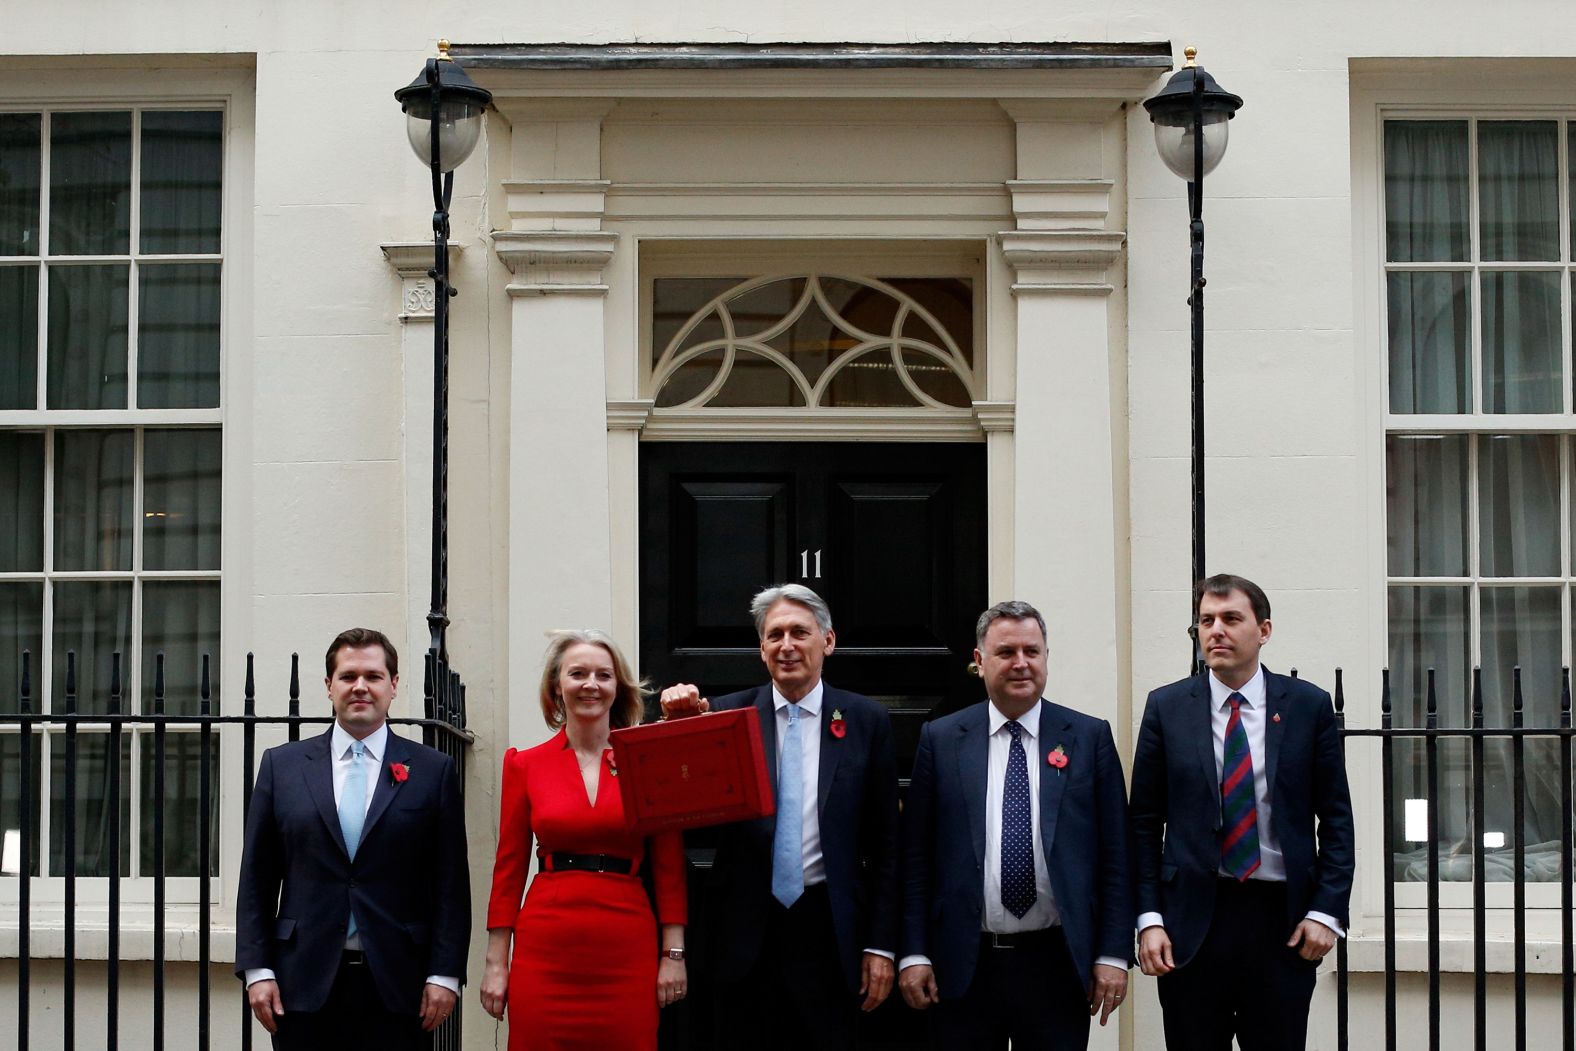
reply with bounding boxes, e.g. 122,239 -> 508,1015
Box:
650,274 -> 975,409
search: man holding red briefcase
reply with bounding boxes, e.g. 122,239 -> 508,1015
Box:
659,583 -> 900,1050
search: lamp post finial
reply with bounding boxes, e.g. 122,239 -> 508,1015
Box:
1183,46 -> 1198,68
437,39 -> 452,60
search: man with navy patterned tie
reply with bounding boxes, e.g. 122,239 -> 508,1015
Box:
898,600 -> 1133,1050
1131,575 -> 1355,1050
235,628 -> 470,1049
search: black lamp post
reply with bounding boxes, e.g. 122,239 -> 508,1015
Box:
395,40 -> 492,661
1142,46 -> 1242,669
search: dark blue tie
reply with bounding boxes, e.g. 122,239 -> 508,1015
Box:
1000,721 -> 1036,918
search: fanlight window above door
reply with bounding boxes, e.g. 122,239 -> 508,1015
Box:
650,275 -> 975,409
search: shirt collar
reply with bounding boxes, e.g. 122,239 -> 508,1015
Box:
1209,665 -> 1266,711
332,720 -> 388,763
987,698 -> 1041,739
772,679 -> 824,717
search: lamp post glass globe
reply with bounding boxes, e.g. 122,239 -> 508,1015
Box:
403,102 -> 484,173
1142,48 -> 1243,183
394,42 -> 492,173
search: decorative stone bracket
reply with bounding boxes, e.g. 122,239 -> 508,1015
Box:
492,230 -> 619,297
996,230 -> 1127,296
380,241 -> 465,322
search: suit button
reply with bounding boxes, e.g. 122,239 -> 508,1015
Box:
349,880 -> 357,889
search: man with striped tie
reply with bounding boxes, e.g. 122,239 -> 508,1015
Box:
1131,575 -> 1355,1050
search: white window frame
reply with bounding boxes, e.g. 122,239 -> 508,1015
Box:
0,60 -> 254,959
1356,62 -> 1576,926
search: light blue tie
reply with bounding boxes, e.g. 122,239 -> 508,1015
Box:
339,740 -> 367,937
771,703 -> 805,908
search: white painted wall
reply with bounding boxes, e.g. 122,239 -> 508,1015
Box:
6,3 -> 1575,1048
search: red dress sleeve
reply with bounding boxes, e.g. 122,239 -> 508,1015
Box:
485,747 -> 534,930
646,829 -> 689,926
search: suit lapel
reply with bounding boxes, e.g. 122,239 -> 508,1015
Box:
304,731 -> 349,857
361,729 -> 404,842
1036,702 -> 1071,857
956,705 -> 990,874
817,687 -> 842,816
1190,675 -> 1222,831
1263,668 -> 1287,808
756,687 -> 779,801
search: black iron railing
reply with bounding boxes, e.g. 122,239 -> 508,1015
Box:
1,647 -> 471,1051
1333,664 -> 1575,1051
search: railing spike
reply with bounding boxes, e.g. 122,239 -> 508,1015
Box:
1381,667 -> 1392,727
1426,667 -> 1438,730
1561,667 -> 1571,730
1472,666 -> 1483,729
1513,665 -> 1524,728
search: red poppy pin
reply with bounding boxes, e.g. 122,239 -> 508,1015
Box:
605,748 -> 618,777
389,762 -> 410,784
1048,745 -> 1068,769
1273,713 -> 1282,723
829,709 -> 847,739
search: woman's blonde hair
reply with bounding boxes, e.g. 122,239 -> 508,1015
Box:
538,629 -> 649,731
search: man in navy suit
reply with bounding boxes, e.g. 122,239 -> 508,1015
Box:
897,600 -> 1132,1050
659,583 -> 898,1049
1131,574 -> 1354,1050
236,627 -> 471,1049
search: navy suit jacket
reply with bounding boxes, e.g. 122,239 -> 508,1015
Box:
900,699 -> 1133,999
702,683 -> 899,991
1129,669 -> 1355,968
234,727 -> 471,1014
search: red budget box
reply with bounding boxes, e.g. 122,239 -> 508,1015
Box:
611,707 -> 775,835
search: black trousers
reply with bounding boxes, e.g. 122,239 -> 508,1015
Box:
931,928 -> 1091,1051
272,952 -> 425,1051
1157,878 -> 1319,1051
713,883 -> 860,1050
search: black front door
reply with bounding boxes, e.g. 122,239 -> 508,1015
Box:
641,440 -> 986,1050
639,440 -> 988,764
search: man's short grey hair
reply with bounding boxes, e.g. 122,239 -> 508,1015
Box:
750,584 -> 834,635
975,600 -> 1048,648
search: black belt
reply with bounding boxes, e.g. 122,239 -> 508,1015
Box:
541,851 -> 635,875
342,949 -> 366,966
980,927 -> 1061,949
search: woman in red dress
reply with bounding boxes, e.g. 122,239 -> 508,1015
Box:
479,630 -> 688,1049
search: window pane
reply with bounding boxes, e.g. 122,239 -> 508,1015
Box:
1387,434 -> 1469,576
1482,586 -> 1562,881
143,429 -> 221,570
0,264 -> 39,409
1479,434 -> 1560,576
1387,585 -> 1470,883
139,733 -> 219,876
48,734 -> 130,877
48,111 -> 131,256
51,581 -> 132,718
1482,270 -> 1561,413
651,277 -> 740,370
0,583 -> 43,715
823,350 -> 922,407
888,279 -> 974,367
0,113 -> 41,256
900,348 -> 972,407
0,731 -> 42,876
54,429 -> 133,572
143,580 -> 219,716
137,263 -> 220,408
0,432 -> 44,572
139,111 -> 223,255
47,263 -> 129,409
1384,120 -> 1469,262
1479,120 -> 1560,262
1387,271 -> 1469,413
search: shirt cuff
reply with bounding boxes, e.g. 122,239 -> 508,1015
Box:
425,975 -> 461,995
1305,911 -> 1346,939
863,948 -> 895,962
898,954 -> 932,972
244,968 -> 276,987
1094,955 -> 1128,971
1137,912 -> 1165,933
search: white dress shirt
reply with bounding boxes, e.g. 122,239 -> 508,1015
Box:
1137,666 -> 1343,938
773,681 -> 893,962
245,721 -> 460,993
900,701 -> 1125,973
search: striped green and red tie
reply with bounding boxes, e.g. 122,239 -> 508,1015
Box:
1220,692 -> 1262,881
